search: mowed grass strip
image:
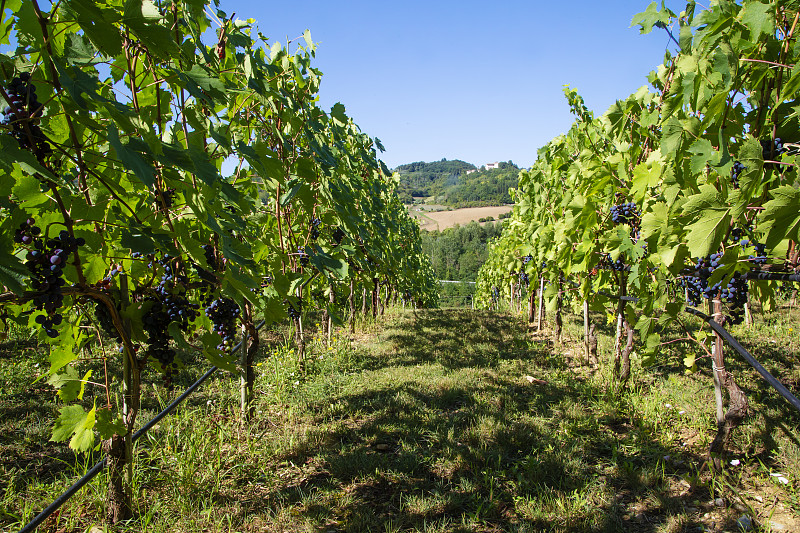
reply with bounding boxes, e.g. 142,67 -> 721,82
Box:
2,308 -> 799,532
212,310 -> 717,533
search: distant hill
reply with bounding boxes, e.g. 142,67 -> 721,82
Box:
394,159 -> 519,207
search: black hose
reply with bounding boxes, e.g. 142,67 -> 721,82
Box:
17,320 -> 266,533
684,307 -> 800,414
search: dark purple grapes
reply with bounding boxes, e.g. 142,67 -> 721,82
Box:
310,218 -> 321,240
332,227 -> 345,245
155,187 -> 176,210
731,161 -> 745,188
17,218 -> 84,338
204,297 -> 240,351
610,202 -> 638,225
142,255 -> 201,385
297,246 -> 310,267
761,138 -> 787,171
2,74 -> 52,163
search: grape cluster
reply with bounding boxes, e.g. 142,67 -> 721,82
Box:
17,219 -> 85,338
519,271 -> 529,286
297,246 -> 310,267
155,187 -> 175,210
730,161 -> 745,188
682,252 -> 747,306
287,300 -> 302,319
204,297 -> 240,352
332,227 -> 345,245
610,202 -> 638,225
761,138 -> 786,160
491,286 -> 499,302
202,244 -> 217,270
522,255 -> 533,265
142,257 -> 200,382
2,74 -> 53,162
736,238 -> 768,265
94,300 -> 121,341
310,218 -> 321,240
605,254 -> 627,272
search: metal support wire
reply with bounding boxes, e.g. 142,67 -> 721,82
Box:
684,307 -> 800,414
17,320 -> 266,533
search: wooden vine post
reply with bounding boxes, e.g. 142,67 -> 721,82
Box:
583,299 -> 590,362
528,290 -> 535,323
328,287 -> 335,345
105,274 -> 139,522
613,274 -> 633,389
537,275 -> 545,331
554,271 -> 563,343
349,280 -> 356,334
708,297 -> 748,470
240,302 -> 257,423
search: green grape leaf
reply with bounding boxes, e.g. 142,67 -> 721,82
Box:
0,255 -> 28,295
199,332 -> 237,372
48,367 -> 92,403
740,1 -> 774,41
631,2 -> 672,34
64,0 -> 123,56
95,408 -> 127,440
309,247 -> 349,280
107,126 -> 156,187
40,345 -> 77,381
760,186 -> 800,249
51,403 -> 97,452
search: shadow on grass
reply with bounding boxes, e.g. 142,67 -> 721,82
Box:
217,310 -> 710,533
357,309 -> 554,371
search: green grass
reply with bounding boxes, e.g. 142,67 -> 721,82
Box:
1,306 -> 799,532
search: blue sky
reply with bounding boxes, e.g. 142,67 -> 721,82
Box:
217,0 -> 687,170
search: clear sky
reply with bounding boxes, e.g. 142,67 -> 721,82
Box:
225,1 -> 685,170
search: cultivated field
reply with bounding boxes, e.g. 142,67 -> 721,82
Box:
409,205 -> 512,231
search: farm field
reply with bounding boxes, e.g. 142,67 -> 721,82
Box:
409,205 -> 512,231
2,306 -> 799,532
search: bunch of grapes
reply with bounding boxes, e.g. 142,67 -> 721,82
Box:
142,302 -> 179,383
605,253 -> 627,271
522,255 -> 533,265
610,202 -> 638,225
310,218 -> 321,240
681,276 -> 704,306
694,252 -> 723,274
2,73 -> 53,163
94,300 -> 121,342
286,300 -> 302,320
491,286 -> 499,303
681,251 -> 749,307
297,246 -> 310,267
194,244 -> 220,288
202,244 -> 218,271
142,257 -> 200,382
761,137 -> 786,160
155,187 -> 175,210
730,161 -> 745,188
17,219 -> 85,338
204,297 -> 240,352
737,238 -> 768,265
332,227 -> 346,245
519,271 -> 529,286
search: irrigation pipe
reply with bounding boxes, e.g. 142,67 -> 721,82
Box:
17,319 -> 266,533
684,308 -> 800,414
565,279 -> 800,414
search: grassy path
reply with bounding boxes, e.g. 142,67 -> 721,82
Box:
2,308 -> 799,532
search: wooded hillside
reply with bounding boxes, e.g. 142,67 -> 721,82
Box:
395,159 -> 518,207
